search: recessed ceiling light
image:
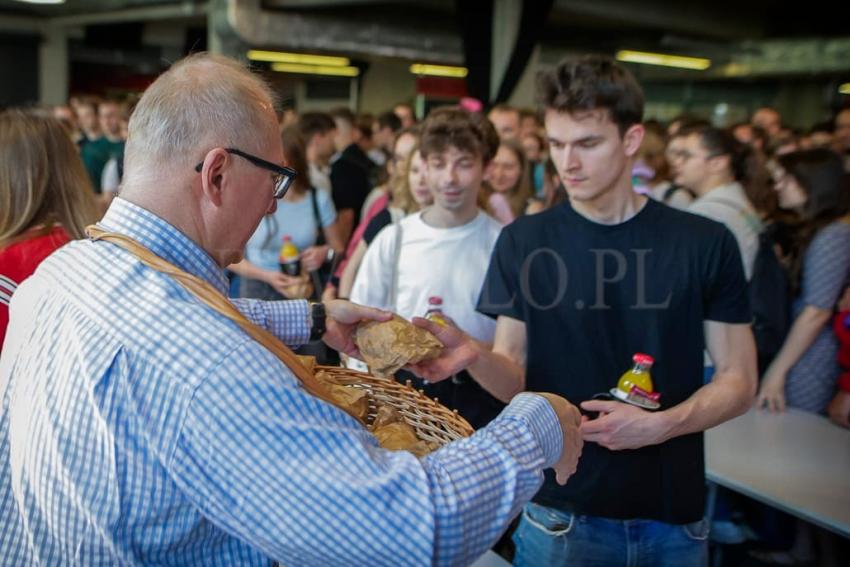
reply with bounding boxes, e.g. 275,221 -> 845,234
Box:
616,50 -> 711,71
409,64 -> 468,78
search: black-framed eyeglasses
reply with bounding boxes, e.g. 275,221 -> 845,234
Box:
194,147 -> 297,199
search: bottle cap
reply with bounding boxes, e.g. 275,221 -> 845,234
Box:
633,353 -> 654,366
428,296 -> 443,306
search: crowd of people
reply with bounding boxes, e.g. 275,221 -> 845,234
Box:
0,50 -> 849,565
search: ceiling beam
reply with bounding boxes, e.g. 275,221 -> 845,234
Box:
225,0 -> 462,62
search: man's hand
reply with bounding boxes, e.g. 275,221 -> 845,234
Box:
579,400 -> 669,451
827,390 -> 850,428
536,393 -> 583,485
322,300 -> 393,358
755,367 -> 786,413
406,317 -> 479,382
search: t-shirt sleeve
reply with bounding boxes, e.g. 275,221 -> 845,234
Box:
363,210 -> 392,244
703,226 -> 752,323
801,223 -> 850,310
476,227 -> 525,321
316,188 -> 337,227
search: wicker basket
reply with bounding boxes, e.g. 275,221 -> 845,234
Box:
316,366 -> 474,447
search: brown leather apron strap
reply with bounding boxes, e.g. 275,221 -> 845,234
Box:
85,225 -> 334,405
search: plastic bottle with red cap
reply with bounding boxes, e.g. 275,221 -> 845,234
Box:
612,353 -> 661,409
425,296 -> 447,326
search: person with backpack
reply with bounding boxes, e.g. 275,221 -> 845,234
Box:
670,125 -> 762,280
350,108 -> 506,429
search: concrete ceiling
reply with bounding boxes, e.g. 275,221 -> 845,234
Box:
2,0 -> 848,79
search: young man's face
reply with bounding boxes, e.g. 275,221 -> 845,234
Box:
99,103 -> 122,138
668,133 -> 718,191
544,108 -> 642,203
488,109 -> 520,141
424,146 -> 485,214
317,129 -> 337,160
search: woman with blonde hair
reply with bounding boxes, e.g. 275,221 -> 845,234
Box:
0,109 -> 99,348
338,145 -> 433,298
485,139 -> 532,225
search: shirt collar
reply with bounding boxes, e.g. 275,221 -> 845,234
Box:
97,198 -> 230,295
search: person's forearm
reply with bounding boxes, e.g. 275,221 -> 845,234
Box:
424,393 -> 561,565
337,210 -> 354,245
338,242 -> 367,299
768,305 -> 832,375
228,259 -> 268,283
467,341 -> 525,402
230,298 -> 310,346
655,371 -> 756,442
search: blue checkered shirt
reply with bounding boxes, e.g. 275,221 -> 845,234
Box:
0,198 -> 562,566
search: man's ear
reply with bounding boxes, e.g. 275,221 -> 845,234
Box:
623,124 -> 645,157
712,154 -> 732,175
198,148 -> 229,207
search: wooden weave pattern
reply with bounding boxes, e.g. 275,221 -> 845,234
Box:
317,366 -> 474,445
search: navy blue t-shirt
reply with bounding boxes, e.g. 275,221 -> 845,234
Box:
477,198 -> 750,524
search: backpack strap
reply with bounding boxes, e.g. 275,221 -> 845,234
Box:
309,188 -> 326,246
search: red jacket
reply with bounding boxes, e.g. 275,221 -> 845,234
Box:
0,225 -> 70,350
833,310 -> 850,393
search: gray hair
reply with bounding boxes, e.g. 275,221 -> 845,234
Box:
123,53 -> 278,187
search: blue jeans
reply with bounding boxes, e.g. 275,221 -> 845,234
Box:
513,502 -> 709,567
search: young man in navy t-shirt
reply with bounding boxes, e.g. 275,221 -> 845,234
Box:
411,55 -> 757,566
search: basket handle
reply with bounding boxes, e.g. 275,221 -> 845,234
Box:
85,225 -> 334,406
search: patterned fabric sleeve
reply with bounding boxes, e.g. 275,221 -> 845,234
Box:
170,341 -> 562,566
230,298 -> 310,347
801,222 -> 850,311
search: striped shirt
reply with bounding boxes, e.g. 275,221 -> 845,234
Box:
0,197 -> 562,566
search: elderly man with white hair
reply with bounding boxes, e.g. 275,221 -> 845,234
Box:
0,53 -> 582,566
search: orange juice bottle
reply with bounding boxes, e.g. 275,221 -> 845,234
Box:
616,353 -> 655,396
279,236 -> 300,276
425,296 -> 447,326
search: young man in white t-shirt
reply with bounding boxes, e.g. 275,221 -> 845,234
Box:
351,107 -> 506,427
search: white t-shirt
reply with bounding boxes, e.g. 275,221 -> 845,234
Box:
688,181 -> 761,281
351,210 -> 502,343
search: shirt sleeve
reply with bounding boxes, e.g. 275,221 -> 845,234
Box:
476,227 -> 525,321
230,298 -> 310,347
169,339 -> 563,565
703,226 -> 752,323
350,227 -> 394,311
801,224 -> 850,311
317,188 -> 338,228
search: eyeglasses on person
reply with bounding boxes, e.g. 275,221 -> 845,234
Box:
194,147 -> 297,199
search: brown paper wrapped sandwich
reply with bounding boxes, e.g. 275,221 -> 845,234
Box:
353,315 -> 443,377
